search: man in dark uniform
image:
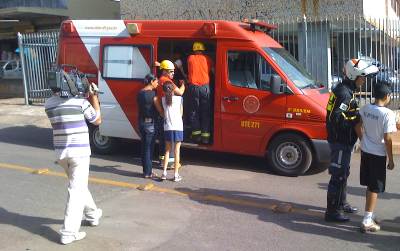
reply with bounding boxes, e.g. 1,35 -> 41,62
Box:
325,58 -> 379,222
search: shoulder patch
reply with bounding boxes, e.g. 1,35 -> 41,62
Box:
339,103 -> 349,111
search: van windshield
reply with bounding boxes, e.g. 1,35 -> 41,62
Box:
263,48 -> 319,89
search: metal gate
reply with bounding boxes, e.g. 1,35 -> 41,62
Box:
270,16 -> 400,108
17,31 -> 58,104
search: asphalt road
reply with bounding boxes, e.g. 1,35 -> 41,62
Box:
0,102 -> 399,251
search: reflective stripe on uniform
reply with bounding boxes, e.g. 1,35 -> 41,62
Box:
341,112 -> 357,121
201,132 -> 210,137
192,130 -> 201,136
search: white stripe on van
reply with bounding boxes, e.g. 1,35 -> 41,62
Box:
70,20 -> 139,140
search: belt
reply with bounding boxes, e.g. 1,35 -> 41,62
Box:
141,117 -> 153,123
191,82 -> 209,86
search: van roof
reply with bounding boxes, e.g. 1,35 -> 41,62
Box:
64,19 -> 277,43
128,20 -> 274,39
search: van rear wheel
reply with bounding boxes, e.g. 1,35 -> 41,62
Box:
267,133 -> 312,176
89,125 -> 117,154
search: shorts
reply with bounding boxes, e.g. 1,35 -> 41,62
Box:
360,151 -> 386,193
164,130 -> 183,142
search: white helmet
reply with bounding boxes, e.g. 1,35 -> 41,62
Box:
344,58 -> 379,81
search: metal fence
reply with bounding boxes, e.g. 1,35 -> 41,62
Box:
270,15 -> 400,108
17,32 -> 58,104
18,16 -> 400,108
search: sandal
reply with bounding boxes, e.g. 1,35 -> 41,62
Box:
168,163 -> 182,170
144,172 -> 159,179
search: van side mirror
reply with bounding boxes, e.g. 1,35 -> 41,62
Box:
271,74 -> 285,94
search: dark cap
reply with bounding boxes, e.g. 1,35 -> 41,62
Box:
374,83 -> 391,99
144,73 -> 156,85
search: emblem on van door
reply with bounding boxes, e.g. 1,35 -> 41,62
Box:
243,95 -> 260,114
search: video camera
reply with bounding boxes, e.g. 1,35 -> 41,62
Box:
48,64 -> 92,98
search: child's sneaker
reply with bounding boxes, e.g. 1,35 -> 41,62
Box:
360,220 -> 381,233
174,175 -> 182,182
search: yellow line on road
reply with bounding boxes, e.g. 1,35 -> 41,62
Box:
0,162 -> 307,213
1,162 -> 399,232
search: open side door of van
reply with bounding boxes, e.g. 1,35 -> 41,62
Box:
99,37 -> 158,140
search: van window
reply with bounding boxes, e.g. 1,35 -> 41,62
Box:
263,47 -> 318,89
103,45 -> 151,79
228,51 -> 277,91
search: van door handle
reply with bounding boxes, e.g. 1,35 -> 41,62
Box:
223,96 -> 239,101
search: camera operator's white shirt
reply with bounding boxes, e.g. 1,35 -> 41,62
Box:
360,104 -> 397,156
45,95 -> 99,159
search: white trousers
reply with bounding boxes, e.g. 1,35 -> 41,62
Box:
57,156 -> 97,237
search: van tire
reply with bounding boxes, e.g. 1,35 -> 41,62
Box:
89,125 -> 117,154
267,133 -> 312,176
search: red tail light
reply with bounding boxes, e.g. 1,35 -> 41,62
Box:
61,21 -> 75,35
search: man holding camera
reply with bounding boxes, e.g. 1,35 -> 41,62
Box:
45,74 -> 102,245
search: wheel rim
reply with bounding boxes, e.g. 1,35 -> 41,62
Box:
94,129 -> 110,149
276,142 -> 302,169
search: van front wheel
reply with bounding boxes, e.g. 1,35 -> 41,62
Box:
267,133 -> 312,176
89,125 -> 117,154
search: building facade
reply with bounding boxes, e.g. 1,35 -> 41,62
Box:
0,0 -> 120,98
0,0 -> 120,60
121,0 -> 400,21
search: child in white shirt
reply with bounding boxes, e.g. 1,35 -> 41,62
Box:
355,83 -> 397,233
160,81 -> 184,182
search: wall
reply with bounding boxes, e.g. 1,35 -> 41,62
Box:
121,0 -> 363,21
0,79 -> 24,98
364,0 -> 400,19
68,0 -> 120,19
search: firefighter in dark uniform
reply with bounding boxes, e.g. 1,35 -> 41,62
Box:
325,58 -> 379,222
187,41 -> 214,144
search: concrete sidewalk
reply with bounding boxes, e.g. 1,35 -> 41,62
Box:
0,98 -> 50,128
1,97 -> 399,154
391,130 -> 400,154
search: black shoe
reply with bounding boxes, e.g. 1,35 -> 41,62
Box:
191,134 -> 201,143
342,204 -> 358,214
201,137 -> 210,144
325,212 -> 350,222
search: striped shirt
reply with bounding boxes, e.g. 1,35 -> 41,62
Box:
45,95 -> 99,159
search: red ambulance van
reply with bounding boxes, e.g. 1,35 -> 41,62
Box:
57,19 -> 330,176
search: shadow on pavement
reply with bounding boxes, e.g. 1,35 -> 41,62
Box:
178,187 -> 400,250
0,207 -> 62,243
318,183 -> 400,200
90,163 -> 144,178
0,125 -> 279,175
0,125 -> 53,150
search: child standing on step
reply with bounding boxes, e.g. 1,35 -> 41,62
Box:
355,83 -> 397,233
